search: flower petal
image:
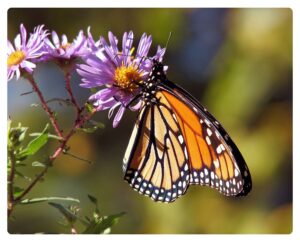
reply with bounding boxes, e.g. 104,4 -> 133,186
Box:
113,106 -> 125,128
20,60 -> 36,72
122,31 -> 134,66
51,31 -> 60,48
20,24 -> 27,49
14,34 -> 21,50
7,40 -> 15,54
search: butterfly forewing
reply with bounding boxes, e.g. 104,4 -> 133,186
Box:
160,81 -> 252,196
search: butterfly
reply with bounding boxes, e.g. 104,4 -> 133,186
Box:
122,60 -> 252,203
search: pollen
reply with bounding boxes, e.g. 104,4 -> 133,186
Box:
114,64 -> 142,92
7,50 -> 26,67
61,43 -> 71,51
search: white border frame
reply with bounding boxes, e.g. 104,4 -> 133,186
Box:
1,0 -> 298,241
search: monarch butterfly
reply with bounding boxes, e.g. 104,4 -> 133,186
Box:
123,60 -> 252,203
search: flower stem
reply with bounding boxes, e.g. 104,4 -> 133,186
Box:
26,74 -> 64,138
13,109 -> 96,205
64,72 -> 81,117
7,150 -> 16,217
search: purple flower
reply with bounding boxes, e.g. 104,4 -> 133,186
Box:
7,24 -> 48,81
77,31 -> 166,127
44,30 -> 89,60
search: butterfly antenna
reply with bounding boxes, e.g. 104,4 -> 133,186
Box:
165,32 -> 172,51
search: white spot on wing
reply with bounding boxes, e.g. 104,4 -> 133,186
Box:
234,169 -> 239,177
205,136 -> 211,145
207,128 -> 212,136
178,135 -> 184,144
216,145 -> 222,154
213,160 -> 219,168
184,147 -> 188,158
204,119 -> 210,126
172,113 -> 178,122
204,168 -> 208,176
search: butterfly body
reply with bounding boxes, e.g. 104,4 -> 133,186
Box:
123,60 -> 252,203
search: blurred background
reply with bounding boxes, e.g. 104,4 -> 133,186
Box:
7,8 -> 292,234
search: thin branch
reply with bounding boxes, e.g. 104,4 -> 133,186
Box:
46,98 -> 72,106
13,109 -> 96,203
25,74 -> 64,138
64,72 -> 81,117
63,151 -> 93,165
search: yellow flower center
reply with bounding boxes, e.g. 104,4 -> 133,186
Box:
61,43 -> 71,51
7,50 -> 26,67
114,64 -> 142,92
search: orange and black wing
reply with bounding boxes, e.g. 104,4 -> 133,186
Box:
123,100 -> 191,203
123,81 -> 251,202
159,80 -> 252,197
123,100 -> 190,202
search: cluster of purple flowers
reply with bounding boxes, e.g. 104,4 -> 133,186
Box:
7,24 -> 166,127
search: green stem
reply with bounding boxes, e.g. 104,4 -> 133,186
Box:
7,150 -> 16,218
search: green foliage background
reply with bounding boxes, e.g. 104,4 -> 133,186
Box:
7,8 -> 292,233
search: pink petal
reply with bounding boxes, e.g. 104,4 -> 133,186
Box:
20,24 -> 27,48
51,31 -> 60,48
113,106 -> 125,128
14,34 -> 21,50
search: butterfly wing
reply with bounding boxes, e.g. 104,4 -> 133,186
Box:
160,80 -> 252,196
123,102 -> 190,203
123,80 -> 252,202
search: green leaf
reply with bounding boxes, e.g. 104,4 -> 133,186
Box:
90,88 -> 98,94
13,186 -> 24,197
77,120 -> 105,134
8,123 -> 28,147
87,194 -> 100,215
83,212 -> 125,234
77,126 -> 98,133
89,120 -> 105,129
15,170 -> 31,181
30,103 -> 40,107
17,124 -> 49,159
48,202 -> 78,224
85,102 -> 94,113
32,161 -> 47,168
87,194 -> 98,205
20,197 -> 80,205
7,119 -> 12,137
30,132 -> 63,141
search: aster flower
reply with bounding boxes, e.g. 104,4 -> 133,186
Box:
77,31 -> 166,127
7,24 -> 48,81
44,30 -> 89,61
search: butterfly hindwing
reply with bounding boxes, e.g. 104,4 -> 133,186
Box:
123,101 -> 190,203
